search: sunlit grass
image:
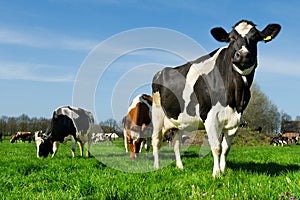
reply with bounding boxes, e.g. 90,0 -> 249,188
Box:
0,138 -> 300,199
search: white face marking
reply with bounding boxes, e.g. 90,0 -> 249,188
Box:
234,22 -> 253,37
240,45 -> 249,53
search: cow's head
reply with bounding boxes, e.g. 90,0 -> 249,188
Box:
10,132 -> 21,143
35,131 -> 53,158
211,20 -> 281,75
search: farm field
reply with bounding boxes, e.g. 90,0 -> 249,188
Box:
1,137 -> 300,199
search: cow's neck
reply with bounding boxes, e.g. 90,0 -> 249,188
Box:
216,47 -> 256,113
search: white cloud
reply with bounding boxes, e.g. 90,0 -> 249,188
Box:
0,27 -> 99,51
0,62 -> 75,82
258,54 -> 300,77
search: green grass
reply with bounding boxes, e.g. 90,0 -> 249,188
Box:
1,138 -> 300,199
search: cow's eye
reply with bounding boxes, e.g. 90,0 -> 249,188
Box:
229,36 -> 236,43
230,38 -> 236,44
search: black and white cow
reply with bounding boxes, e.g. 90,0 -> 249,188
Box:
35,106 -> 94,158
270,134 -> 288,146
151,20 -> 281,177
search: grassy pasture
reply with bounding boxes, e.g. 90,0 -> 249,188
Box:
1,136 -> 300,199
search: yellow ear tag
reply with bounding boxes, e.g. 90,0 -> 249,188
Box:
263,35 -> 272,41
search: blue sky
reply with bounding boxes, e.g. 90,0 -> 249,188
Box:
0,0 -> 299,122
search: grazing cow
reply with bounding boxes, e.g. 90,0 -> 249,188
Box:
291,136 -> 299,145
270,133 -> 288,146
282,132 -> 299,144
35,106 -> 94,158
91,133 -> 106,143
123,94 -> 153,159
10,132 -> 33,143
151,20 -> 281,177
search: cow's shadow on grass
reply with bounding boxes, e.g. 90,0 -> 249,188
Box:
227,161 -> 300,176
180,152 -> 300,176
182,151 -> 199,158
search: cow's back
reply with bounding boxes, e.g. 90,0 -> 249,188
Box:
152,65 -> 191,120
52,106 -> 94,141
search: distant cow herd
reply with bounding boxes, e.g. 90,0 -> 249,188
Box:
270,132 -> 299,146
5,20 -> 284,177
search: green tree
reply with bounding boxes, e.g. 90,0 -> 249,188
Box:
243,83 -> 280,133
281,112 -> 292,121
7,117 -> 17,135
99,118 -> 122,135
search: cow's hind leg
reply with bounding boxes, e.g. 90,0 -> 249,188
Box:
152,97 -> 164,169
86,134 -> 92,157
71,137 -> 76,157
52,141 -> 60,158
173,129 -> 183,169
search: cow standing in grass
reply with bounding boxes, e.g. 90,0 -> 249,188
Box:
10,132 -> 33,143
35,106 -> 94,158
151,20 -> 281,177
123,94 -> 153,159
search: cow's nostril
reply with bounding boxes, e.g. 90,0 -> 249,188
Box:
234,52 -> 241,59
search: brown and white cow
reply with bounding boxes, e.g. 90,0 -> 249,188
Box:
123,94 -> 153,159
10,131 -> 33,143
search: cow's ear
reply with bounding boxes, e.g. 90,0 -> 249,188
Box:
41,132 -> 51,140
211,27 -> 230,42
38,131 -> 43,137
260,24 -> 281,43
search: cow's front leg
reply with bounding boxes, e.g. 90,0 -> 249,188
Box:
173,130 -> 183,169
205,121 -> 223,177
211,142 -> 221,177
220,134 -> 233,173
52,141 -> 60,158
123,129 -> 128,153
220,131 -> 235,173
86,134 -> 92,157
78,141 -> 84,157
71,137 -> 76,157
138,139 -> 144,153
127,132 -> 136,159
145,137 -> 151,156
134,138 -> 143,157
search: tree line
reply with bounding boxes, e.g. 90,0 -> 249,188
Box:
0,83 -> 298,136
243,83 -> 299,133
0,114 -> 51,136
0,114 -> 122,137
